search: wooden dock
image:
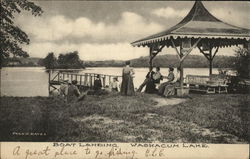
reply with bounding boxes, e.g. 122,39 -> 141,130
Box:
48,71 -> 122,93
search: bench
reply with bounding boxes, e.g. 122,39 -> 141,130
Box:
184,74 -> 228,94
209,74 -> 228,93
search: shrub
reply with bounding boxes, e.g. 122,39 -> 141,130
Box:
233,47 -> 250,79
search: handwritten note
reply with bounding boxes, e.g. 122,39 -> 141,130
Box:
1,142 -> 249,159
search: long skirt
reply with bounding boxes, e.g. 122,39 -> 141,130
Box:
158,81 -> 171,95
163,81 -> 180,97
120,73 -> 135,96
163,84 -> 175,97
145,80 -> 157,93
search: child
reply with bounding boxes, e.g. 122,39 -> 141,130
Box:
110,77 -> 120,92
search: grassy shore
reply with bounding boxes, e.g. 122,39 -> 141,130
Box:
0,93 -> 249,143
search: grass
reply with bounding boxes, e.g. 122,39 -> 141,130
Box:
0,93 -> 249,143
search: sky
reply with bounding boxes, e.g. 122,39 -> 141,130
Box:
15,1 -> 250,61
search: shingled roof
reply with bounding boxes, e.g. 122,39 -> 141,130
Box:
131,1 -> 250,47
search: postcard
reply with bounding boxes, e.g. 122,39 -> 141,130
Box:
1,0 -> 249,158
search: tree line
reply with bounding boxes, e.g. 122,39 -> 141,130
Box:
42,51 -> 85,69
85,54 -> 236,68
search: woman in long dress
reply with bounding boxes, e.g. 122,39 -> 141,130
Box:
158,67 -> 175,95
145,70 -> 157,94
120,61 -> 135,96
163,67 -> 181,97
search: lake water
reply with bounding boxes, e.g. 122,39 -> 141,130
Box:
1,67 -> 219,97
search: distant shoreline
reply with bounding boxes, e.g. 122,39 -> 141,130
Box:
2,54 -> 235,68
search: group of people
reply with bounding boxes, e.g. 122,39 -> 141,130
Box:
137,66 -> 162,93
53,74 -> 121,103
51,60 -> 180,102
58,79 -> 84,103
88,74 -> 120,95
120,60 -> 180,97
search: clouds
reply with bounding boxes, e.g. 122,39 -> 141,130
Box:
151,5 -> 250,29
210,8 -> 250,28
16,11 -> 164,60
152,7 -> 189,19
15,1 -> 248,60
17,12 -> 163,43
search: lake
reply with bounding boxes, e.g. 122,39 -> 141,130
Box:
1,67 -> 219,97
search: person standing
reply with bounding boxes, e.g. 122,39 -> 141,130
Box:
93,74 -> 102,91
137,67 -> 154,92
158,67 -> 175,95
120,61 -> 135,96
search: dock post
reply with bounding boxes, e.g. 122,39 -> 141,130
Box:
48,70 -> 51,95
90,74 -> 93,87
58,72 -> 60,82
84,74 -> 87,86
103,75 -> 106,87
80,75 -> 82,86
89,74 -> 91,86
109,76 -> 111,86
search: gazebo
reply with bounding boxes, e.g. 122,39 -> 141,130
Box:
131,1 -> 250,95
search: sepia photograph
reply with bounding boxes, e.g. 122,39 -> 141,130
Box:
0,0 -> 249,156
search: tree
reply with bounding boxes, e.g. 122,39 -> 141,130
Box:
37,59 -> 44,66
57,51 -> 84,69
233,47 -> 250,79
1,0 -> 43,67
43,52 -> 57,69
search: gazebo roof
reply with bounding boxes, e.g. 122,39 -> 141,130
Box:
131,1 -> 250,47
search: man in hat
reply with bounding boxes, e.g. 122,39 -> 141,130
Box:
59,78 -> 69,98
67,80 -> 81,103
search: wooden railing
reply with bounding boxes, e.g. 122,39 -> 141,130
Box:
49,71 -> 122,89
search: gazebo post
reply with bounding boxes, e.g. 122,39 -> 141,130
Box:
179,47 -> 184,88
149,46 -> 153,69
171,38 -> 201,96
198,46 -> 219,76
209,48 -> 213,75
148,44 -> 165,69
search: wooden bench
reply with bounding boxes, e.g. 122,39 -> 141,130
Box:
184,75 -> 228,94
210,74 -> 228,93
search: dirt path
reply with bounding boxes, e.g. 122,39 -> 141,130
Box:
151,97 -> 186,107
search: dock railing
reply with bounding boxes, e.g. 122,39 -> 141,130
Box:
48,71 -> 122,93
